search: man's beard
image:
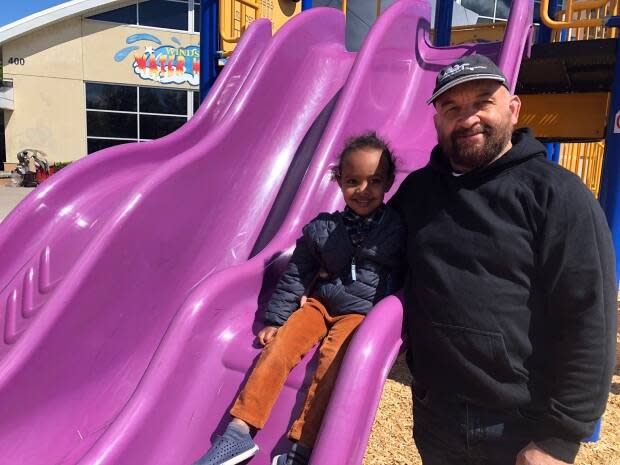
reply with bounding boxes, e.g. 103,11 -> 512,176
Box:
439,118 -> 513,172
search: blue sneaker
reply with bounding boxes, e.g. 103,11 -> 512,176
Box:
271,443 -> 311,465
193,424 -> 259,465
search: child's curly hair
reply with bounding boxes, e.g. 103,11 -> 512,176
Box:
332,132 -> 396,181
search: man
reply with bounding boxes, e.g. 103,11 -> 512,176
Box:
389,55 -> 617,465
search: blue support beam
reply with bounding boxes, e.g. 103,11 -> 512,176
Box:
599,37 -> 620,283
199,0 -> 219,103
434,0 -> 453,46
545,143 -> 554,161
537,0 -> 558,43
544,143 -> 561,163
302,0 -> 312,11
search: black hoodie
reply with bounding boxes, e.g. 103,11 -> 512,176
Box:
390,128 -> 617,463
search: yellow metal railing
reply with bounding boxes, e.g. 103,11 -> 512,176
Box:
558,142 -> 606,197
551,0 -> 618,40
540,0 -> 609,29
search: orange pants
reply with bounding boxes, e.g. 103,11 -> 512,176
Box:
230,298 -> 365,447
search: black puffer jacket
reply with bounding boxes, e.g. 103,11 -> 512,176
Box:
264,207 -> 405,326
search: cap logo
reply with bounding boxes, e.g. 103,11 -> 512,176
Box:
439,64 -> 487,82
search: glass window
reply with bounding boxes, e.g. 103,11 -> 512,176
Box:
139,0 -> 188,30
193,91 -> 200,113
85,83 -> 195,154
87,138 -> 134,155
194,3 -> 201,32
88,4 -> 138,24
140,114 -> 187,139
140,87 -> 187,115
87,112 -> 138,139
86,83 -> 137,112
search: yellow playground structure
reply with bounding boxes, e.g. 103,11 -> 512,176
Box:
218,0 -> 302,55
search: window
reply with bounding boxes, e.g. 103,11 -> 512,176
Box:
86,83 -> 137,112
140,86 -> 187,115
85,83 -> 198,154
87,0 -> 201,33
88,4 -> 137,24
193,91 -> 201,113
140,0 -> 188,30
194,2 -> 201,32
461,0 -> 511,23
0,113 -> 5,166
139,114 -> 187,139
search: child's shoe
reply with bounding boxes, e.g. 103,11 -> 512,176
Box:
271,443 -> 311,465
192,423 -> 258,465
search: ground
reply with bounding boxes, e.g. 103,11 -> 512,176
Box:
363,313 -> 620,465
0,186 -> 32,222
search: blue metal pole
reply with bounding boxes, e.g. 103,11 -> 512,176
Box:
552,142 -> 561,163
302,0 -> 312,11
545,143 -> 554,161
538,0 -> 558,43
545,143 -> 561,163
599,36 -> 620,283
199,0 -> 219,102
434,0 -> 453,46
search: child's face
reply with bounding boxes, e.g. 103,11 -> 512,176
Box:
337,147 -> 394,216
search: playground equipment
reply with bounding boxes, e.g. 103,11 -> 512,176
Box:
510,0 -> 616,201
74,2 -> 530,464
5,1 -> 535,465
0,10 -> 353,464
4,0 -> 612,463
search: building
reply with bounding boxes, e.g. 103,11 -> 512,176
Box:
0,0 -> 300,171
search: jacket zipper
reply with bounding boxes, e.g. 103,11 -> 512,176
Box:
351,245 -> 361,281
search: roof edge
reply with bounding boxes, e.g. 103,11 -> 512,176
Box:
0,0 -> 127,45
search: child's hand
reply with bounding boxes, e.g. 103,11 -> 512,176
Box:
258,326 -> 279,346
300,295 -> 308,307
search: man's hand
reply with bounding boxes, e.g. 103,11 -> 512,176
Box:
516,442 -> 570,465
257,326 -> 279,346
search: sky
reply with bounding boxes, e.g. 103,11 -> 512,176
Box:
1,0 -> 68,28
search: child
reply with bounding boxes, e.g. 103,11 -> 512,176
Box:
193,132 -> 405,465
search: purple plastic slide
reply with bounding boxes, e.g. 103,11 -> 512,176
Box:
63,1 -> 533,465
0,17 -> 269,361
0,9 -> 355,465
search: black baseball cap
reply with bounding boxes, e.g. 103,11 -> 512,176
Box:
427,54 -> 509,105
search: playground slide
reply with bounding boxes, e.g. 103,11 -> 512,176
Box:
0,9 -> 355,465
0,18 -> 271,360
68,1 -> 533,465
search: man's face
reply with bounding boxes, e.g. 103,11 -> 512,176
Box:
433,80 -> 521,172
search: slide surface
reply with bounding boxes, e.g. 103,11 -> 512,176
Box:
0,17 -> 271,359
0,9 -> 354,465
68,1 -> 534,465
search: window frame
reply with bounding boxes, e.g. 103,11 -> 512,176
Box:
85,82 -> 200,154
